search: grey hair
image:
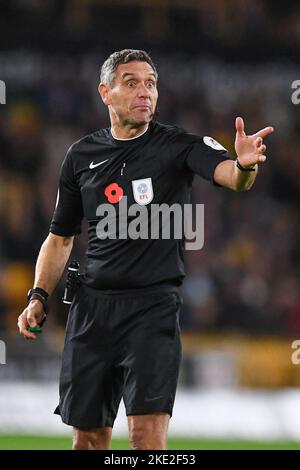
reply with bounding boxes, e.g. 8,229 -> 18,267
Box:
100,49 -> 158,87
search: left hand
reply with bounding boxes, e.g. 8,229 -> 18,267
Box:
235,117 -> 274,169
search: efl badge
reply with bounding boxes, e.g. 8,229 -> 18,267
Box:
203,136 -> 227,151
132,178 -> 154,205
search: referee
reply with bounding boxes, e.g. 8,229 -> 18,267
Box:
18,49 -> 273,450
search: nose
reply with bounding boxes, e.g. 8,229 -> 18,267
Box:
137,83 -> 151,98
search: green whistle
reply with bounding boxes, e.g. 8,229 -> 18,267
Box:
27,326 -> 43,333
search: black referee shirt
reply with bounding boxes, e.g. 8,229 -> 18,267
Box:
50,121 -> 230,289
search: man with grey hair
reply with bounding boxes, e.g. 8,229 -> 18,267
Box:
18,49 -> 273,450
101,49 -> 158,88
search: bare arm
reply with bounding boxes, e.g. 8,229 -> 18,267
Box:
213,117 -> 274,191
213,159 -> 258,192
33,233 -> 74,294
18,233 -> 74,339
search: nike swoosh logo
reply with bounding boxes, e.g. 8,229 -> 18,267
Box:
89,159 -> 108,169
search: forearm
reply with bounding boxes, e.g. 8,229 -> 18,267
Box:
33,233 -> 74,295
214,160 -> 258,191
231,160 -> 258,191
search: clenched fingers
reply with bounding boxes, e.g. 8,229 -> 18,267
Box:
257,144 -> 266,154
17,313 -> 37,340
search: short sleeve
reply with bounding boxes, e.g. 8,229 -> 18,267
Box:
50,146 -> 84,236
174,132 -> 232,185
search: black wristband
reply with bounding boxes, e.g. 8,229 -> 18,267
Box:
236,159 -> 256,172
27,287 -> 49,314
27,287 -> 49,302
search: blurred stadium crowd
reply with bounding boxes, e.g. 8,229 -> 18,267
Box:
0,0 -> 300,344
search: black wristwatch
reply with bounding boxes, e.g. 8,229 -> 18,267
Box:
236,158 -> 256,172
27,287 -> 49,314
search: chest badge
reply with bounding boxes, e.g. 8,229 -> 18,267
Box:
132,178 -> 154,205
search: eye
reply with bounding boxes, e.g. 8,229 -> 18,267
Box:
127,81 -> 136,88
146,81 -> 155,88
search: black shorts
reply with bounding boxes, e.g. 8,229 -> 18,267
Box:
54,283 -> 182,428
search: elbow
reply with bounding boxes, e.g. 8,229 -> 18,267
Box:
46,233 -> 74,249
62,236 -> 75,248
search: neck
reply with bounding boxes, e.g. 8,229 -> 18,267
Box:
111,124 -> 149,140
109,114 -> 149,139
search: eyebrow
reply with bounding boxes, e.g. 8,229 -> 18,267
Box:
121,72 -> 157,80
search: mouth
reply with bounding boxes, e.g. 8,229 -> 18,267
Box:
133,104 -> 151,111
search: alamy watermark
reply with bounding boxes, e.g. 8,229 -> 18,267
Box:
95,197 -> 204,250
0,340 -> 6,364
0,80 -> 6,104
291,340 -> 300,365
291,80 -> 300,105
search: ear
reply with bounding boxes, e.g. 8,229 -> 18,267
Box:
98,83 -> 111,106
